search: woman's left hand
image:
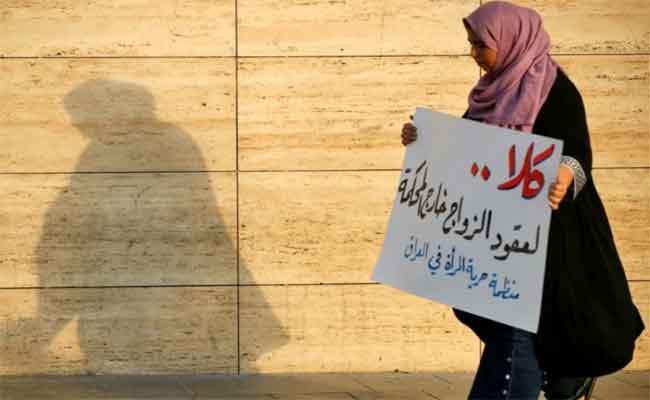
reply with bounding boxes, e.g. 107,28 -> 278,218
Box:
548,164 -> 574,210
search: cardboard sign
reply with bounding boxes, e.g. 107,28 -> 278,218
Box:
372,108 -> 563,333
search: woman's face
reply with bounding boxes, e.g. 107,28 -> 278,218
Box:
466,26 -> 497,74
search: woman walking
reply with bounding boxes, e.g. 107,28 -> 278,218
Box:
401,2 -> 645,399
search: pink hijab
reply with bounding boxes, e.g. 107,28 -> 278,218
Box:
464,1 -> 558,132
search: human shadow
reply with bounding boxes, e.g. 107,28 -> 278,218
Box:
12,79 -> 287,374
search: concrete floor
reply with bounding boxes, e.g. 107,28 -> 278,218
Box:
0,370 -> 647,399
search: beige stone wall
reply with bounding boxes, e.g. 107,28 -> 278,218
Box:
0,0 -> 647,375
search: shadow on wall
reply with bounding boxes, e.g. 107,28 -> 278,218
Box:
10,80 -> 287,374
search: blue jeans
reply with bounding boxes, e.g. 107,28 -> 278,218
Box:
468,321 -> 544,399
456,310 -> 591,400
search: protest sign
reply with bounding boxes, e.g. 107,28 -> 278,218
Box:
372,108 -> 563,333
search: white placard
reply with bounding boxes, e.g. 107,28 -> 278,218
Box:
372,108 -> 564,333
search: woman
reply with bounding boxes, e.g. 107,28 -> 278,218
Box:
401,2 -> 644,399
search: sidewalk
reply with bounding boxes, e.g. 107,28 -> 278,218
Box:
1,370 -> 647,399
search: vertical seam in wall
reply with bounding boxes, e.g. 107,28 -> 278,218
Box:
235,0 -> 241,376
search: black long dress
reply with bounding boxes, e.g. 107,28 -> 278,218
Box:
454,68 -> 645,377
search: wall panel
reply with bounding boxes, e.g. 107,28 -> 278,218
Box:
0,59 -> 236,173
239,284 -> 479,373
0,287 -> 237,375
0,0 -> 235,57
513,0 -> 650,54
239,56 -> 477,171
240,171 -> 396,285
558,56 -> 649,168
593,169 -> 650,281
629,282 -> 649,370
0,173 -> 237,287
238,0 -> 479,56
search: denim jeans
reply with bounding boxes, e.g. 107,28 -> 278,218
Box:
468,321 -> 543,399
459,311 -> 591,400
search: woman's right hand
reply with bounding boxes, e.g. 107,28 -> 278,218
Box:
401,116 -> 417,146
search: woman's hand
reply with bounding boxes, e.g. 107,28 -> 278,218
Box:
401,115 -> 417,146
548,164 -> 574,210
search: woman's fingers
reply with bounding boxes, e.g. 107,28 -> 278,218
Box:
548,165 -> 574,210
401,122 -> 417,145
548,182 -> 569,209
401,135 -> 417,145
401,130 -> 417,139
402,122 -> 416,133
401,133 -> 417,145
550,182 -> 568,196
549,194 -> 565,203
